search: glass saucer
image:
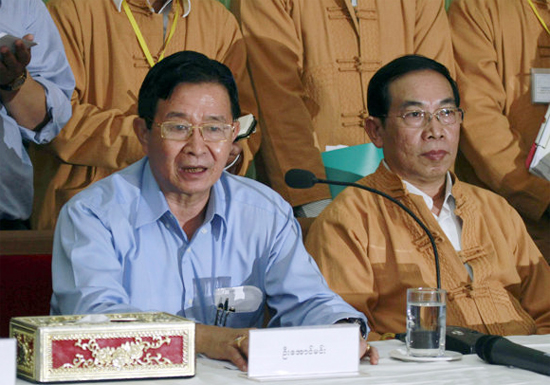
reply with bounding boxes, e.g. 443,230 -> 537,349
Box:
389,348 -> 463,362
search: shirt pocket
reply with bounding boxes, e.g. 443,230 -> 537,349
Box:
221,308 -> 264,328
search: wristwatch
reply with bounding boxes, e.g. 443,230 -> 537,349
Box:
0,71 -> 27,91
336,317 -> 368,340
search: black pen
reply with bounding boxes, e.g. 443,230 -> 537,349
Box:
215,302 -> 224,326
221,298 -> 230,326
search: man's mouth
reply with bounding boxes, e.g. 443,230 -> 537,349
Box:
181,167 -> 207,173
422,150 -> 448,161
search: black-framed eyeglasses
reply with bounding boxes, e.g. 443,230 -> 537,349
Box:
155,121 -> 235,142
384,107 -> 464,128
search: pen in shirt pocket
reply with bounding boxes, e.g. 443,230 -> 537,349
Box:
215,298 -> 235,326
215,301 -> 224,326
221,306 -> 235,327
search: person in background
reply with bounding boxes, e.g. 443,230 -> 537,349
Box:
231,0 -> 454,226
305,55 -> 550,340
448,0 -> 550,264
31,0 -> 260,230
51,51 -> 379,370
0,0 -> 74,230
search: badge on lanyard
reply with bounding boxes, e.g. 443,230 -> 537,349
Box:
528,0 -> 550,102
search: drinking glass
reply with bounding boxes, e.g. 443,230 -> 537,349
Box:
406,287 -> 446,357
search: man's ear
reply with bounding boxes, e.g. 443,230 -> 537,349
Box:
231,120 -> 240,142
365,117 -> 384,148
134,117 -> 150,155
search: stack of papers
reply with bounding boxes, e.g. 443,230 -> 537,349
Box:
526,105 -> 550,181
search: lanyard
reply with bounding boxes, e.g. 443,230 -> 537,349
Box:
122,0 -> 180,67
528,0 -> 550,37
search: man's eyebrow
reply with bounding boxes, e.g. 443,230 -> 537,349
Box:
202,115 -> 227,122
399,97 -> 457,109
164,112 -> 189,120
438,97 -> 457,106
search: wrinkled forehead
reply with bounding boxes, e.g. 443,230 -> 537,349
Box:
388,70 -> 456,111
154,82 -> 233,122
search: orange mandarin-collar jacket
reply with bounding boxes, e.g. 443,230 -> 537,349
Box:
449,0 -> 550,260
233,0 -> 454,206
306,165 -> 550,339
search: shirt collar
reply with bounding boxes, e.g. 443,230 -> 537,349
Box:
382,160 -> 455,212
403,172 -> 454,214
209,173 -> 229,231
111,0 -> 191,17
135,159 -> 227,236
135,158 -> 172,228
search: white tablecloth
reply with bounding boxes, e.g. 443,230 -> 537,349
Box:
16,335 -> 550,385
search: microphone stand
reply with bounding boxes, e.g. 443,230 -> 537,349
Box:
311,176 -> 441,289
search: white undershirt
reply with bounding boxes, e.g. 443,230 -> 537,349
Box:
381,161 -> 463,252
402,176 -> 462,252
382,161 -> 473,278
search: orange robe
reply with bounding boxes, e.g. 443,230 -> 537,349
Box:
449,0 -> 550,262
232,0 -> 454,206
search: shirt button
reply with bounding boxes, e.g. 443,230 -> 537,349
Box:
201,228 -> 207,234
188,299 -> 192,305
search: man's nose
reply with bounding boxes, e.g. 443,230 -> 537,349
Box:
183,126 -> 207,153
425,114 -> 446,138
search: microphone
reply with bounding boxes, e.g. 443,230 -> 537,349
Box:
285,168 -> 441,289
475,335 -> 550,376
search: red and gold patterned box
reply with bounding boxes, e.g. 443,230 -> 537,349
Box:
9,312 -> 195,382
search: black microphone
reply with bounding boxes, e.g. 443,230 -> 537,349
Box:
285,168 -> 441,289
476,335 -> 550,376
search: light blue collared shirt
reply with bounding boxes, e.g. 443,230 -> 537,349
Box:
0,0 -> 74,220
51,158 -> 367,330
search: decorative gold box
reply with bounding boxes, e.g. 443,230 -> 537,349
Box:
9,312 -> 195,383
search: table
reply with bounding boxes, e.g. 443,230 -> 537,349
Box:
16,335 -> 550,385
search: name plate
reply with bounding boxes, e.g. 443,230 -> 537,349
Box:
247,324 -> 359,380
0,338 -> 16,385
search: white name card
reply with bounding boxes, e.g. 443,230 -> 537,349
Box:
247,324 -> 359,381
0,338 -> 16,385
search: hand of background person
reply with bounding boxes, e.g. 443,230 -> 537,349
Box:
0,33 -> 49,130
0,34 -> 32,86
196,324 -> 251,371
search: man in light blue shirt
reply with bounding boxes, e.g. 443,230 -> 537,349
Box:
51,51 -> 378,370
0,0 -> 74,228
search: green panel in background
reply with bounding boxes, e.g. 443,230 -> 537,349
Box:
217,0 -> 231,10
322,144 -> 384,198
